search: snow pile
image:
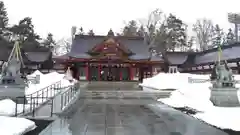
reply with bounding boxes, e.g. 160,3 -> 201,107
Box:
159,82 -> 213,112
0,116 -> 36,135
29,70 -> 43,76
141,73 -> 240,131
0,71 -> 76,116
141,73 -> 210,90
194,107 -> 240,131
0,99 -> 31,116
140,73 -> 190,90
0,70 -> 79,135
25,71 -> 64,95
61,78 -> 76,88
0,99 -> 16,116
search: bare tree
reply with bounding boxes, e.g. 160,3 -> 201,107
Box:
54,38 -> 72,55
192,19 -> 215,51
87,29 -> 95,36
122,20 -> 138,36
186,36 -> 196,52
64,40 -> 72,53
140,9 -> 187,55
139,9 -> 165,53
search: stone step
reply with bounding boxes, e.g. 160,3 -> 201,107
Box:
85,81 -> 140,90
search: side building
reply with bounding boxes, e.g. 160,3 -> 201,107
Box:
180,43 -> 240,74
0,41 -> 53,74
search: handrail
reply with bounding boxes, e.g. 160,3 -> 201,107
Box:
15,80 -> 62,117
60,82 -> 80,111
25,81 -> 61,96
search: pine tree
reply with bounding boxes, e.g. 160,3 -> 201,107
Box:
43,33 -> 56,49
0,1 -> 8,30
122,20 -> 138,36
137,25 -> 145,37
0,1 -> 10,41
212,24 -> 224,48
226,28 -> 235,45
187,36 -> 195,52
79,27 -> 84,35
87,29 -> 95,36
165,14 -> 187,51
10,17 -> 40,42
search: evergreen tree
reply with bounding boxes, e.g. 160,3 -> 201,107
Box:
165,14 -> 187,51
78,27 -> 84,35
87,29 -> 95,36
137,25 -> 145,37
0,1 -> 10,41
107,29 -> 114,36
9,17 -> 40,42
122,20 -> 138,36
212,24 -> 224,48
0,1 -> 8,30
226,28 -> 235,45
187,36 -> 195,52
43,33 -> 56,49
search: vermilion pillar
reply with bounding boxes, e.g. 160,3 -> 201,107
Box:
85,63 -> 89,81
130,67 -> 133,80
119,66 -> 122,81
98,64 -> 101,81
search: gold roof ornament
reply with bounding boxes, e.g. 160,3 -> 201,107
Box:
105,38 -> 115,44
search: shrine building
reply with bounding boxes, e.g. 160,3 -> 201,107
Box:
54,33 -> 165,81
54,31 -> 240,81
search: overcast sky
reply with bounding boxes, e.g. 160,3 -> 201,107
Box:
3,0 -> 240,40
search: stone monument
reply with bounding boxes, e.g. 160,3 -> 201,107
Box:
189,58 -> 240,107
0,39 -> 27,103
209,61 -> 240,107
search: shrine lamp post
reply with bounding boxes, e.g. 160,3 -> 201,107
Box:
228,13 -> 240,42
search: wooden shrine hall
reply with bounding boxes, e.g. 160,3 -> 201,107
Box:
54,34 -> 165,81
54,31 -> 240,81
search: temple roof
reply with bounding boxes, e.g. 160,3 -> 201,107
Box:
194,43 -> 240,64
69,35 -> 151,60
64,34 -> 240,65
0,45 -> 52,63
176,43 -> 240,66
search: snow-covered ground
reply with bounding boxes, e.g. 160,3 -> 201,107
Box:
0,71 -> 75,116
0,116 -> 36,135
0,70 -> 77,135
140,72 -> 240,131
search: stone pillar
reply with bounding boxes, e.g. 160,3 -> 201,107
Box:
119,65 -> 122,81
168,66 -> 178,73
130,66 -> 133,80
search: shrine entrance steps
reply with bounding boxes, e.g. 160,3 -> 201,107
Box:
82,81 -> 141,91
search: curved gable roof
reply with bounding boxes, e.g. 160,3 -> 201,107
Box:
69,35 -> 150,60
194,44 -> 240,64
165,52 -> 189,65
